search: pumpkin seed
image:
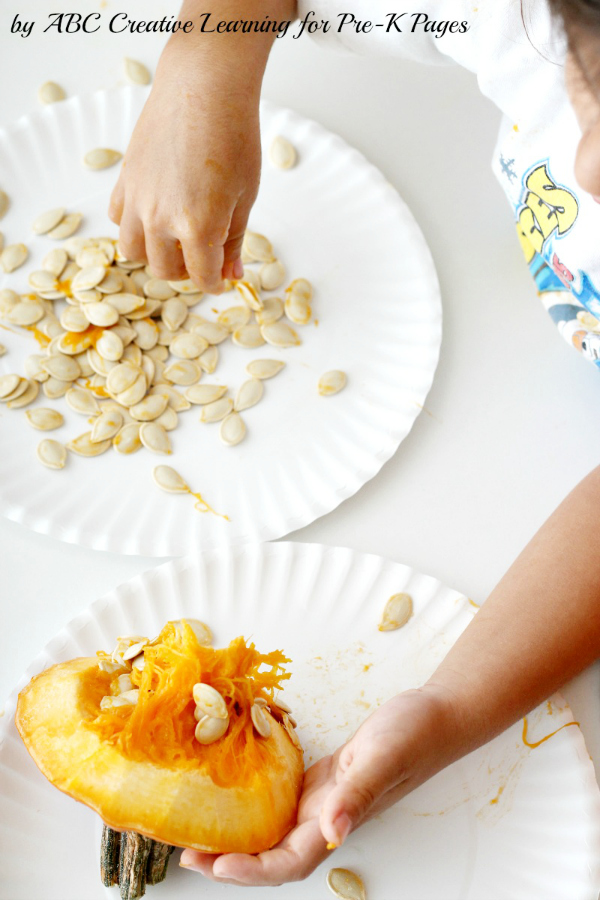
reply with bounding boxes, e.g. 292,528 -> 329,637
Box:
38,81 -> 66,104
326,868 -> 366,900
167,278 -> 201,294
67,431 -> 111,457
72,266 -> 107,292
42,247 -> 68,277
235,280 -> 263,312
232,324 -> 265,349
285,293 -> 312,325
161,297 -> 188,332
41,354 -> 81,382
169,332 -> 208,359
97,658 -> 123,674
116,372 -> 147,407
255,296 -> 284,326
141,353 -> 155,385
163,359 -> 202,386
192,322 -> 230,345
193,683 -> 228,719
0,289 -> 20,314
83,148 -> 123,170
242,268 -> 262,293
108,292 -> 145,315
234,378 -> 263,412
220,412 -> 246,446
286,278 -> 313,302
185,384 -> 228,405
84,301 -> 119,328
131,653 -> 146,671
139,421 -> 171,454
96,330 -> 124,362
260,260 -> 286,291
149,384 -> 191,412
36,439 -> 67,470
100,694 -> 134,711
144,278 -> 176,301
72,288 -> 101,305
242,231 -> 275,263
106,362 -> 140,395
131,318 -> 159,351
116,673 -> 134,694
129,394 -> 168,422
91,410 -> 123,443
152,464 -> 189,493
0,374 -> 20,399
26,407 -> 64,431
43,376 -> 71,399
32,208 -> 66,235
154,406 -> 178,431
261,322 -> 301,348
0,190 -> 9,219
97,269 -> 123,294
7,379 -> 39,408
194,714 -> 229,745
172,618 -> 213,646
218,305 -> 251,331
269,136 -> 298,170
76,247 -> 110,269
199,397 -> 233,423
124,57 -> 151,85
318,370 -> 347,397
282,712 -> 302,749
46,212 -> 82,240
378,593 -> 413,632
1,243 -> 28,273
113,422 -> 142,454
198,345 -> 219,374
59,305 -> 89,333
246,359 -> 286,380
1,377 -> 29,402
122,639 -> 148,661
122,344 -> 143,367
251,704 -> 272,738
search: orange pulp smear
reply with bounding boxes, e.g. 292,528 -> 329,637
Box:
88,623 -> 291,788
521,716 -> 579,749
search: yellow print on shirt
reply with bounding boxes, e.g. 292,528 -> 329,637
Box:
516,163 -> 579,264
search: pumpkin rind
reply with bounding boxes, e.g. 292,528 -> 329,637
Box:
16,657 -> 304,854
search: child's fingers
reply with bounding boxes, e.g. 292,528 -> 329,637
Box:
108,177 -> 125,226
180,224 -> 226,294
118,213 -> 147,264
222,199 -> 254,277
145,232 -> 188,281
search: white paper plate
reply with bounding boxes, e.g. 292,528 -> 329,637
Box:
1,542 -> 599,900
0,87 -> 441,556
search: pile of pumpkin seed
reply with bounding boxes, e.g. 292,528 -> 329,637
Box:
0,213 -> 328,473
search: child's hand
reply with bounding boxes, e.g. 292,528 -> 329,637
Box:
109,41 -> 262,292
179,687 -> 460,885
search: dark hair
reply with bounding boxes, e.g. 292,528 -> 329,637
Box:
547,0 -> 600,32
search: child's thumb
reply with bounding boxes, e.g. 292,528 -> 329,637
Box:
320,748 -> 400,848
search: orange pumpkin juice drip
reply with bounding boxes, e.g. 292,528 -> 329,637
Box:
188,489 -> 229,521
56,278 -> 72,298
23,326 -> 51,347
89,624 -> 291,788
61,325 -> 104,353
522,717 -> 579,749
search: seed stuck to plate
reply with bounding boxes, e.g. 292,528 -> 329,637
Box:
37,439 -> 67,470
1,243 -> 28,274
152,464 -> 189,494
83,148 -> 123,170
232,324 -> 265,349
234,378 -> 263,412
26,408 -> 64,431
246,359 -> 286,380
220,412 -> 246,446
318,370 -> 347,397
139,421 -> 171,455
38,81 -> 66,104
326,868 -> 367,900
251,703 -> 272,739
261,322 -> 301,348
123,57 -> 152,85
218,306 -> 251,331
378,593 -> 413,632
269,136 -> 298,170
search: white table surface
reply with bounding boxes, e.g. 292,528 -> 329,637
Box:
1,0 -> 600,789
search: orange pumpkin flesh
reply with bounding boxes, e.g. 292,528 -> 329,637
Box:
16,625 -> 304,854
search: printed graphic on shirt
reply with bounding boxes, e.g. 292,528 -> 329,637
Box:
516,162 -> 579,264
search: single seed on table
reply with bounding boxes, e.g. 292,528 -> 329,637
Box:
129,394 -> 169,422
123,57 -> 151,85
242,231 -> 275,263
198,346 -> 218,374
1,243 -> 28,273
261,321 -> 301,348
26,408 -> 64,431
378,593 -> 413,632
326,868 -> 367,900
246,359 -> 286,380
0,190 -> 9,219
38,81 -> 66,104
72,266 -> 107,293
108,292 -> 145,315
154,406 -> 178,431
0,374 -> 21,399
163,359 -> 202,386
218,306 -> 251,331
172,618 -> 213,645
235,280 -> 263,312
67,431 -> 111,457
91,410 -> 123,443
152,465 -> 189,494
149,384 -> 191,412
260,260 -> 286,291
286,278 -> 314,302
46,212 -> 82,240
318,370 -> 347,397
194,714 -> 229,745
59,305 -> 89,333
234,378 -> 263,412
192,683 -> 228,719
83,148 -> 123,170
42,354 -> 81,382
43,376 -> 71,399
232,324 -> 265,349
139,421 -> 171,454
169,333 -> 208,360
36,439 -> 67,470
285,293 -> 312,325
144,278 -> 176,301
83,301 -> 119,328
251,703 -> 272,738
7,379 -> 39,408
269,135 -> 298,170
256,296 -> 284,326
113,422 -> 142,454
116,372 -> 147,407
96,330 -> 124,362
185,384 -> 228,406
32,208 -> 66,235
220,412 -> 246,446
192,322 -> 230,345
200,397 -> 234,423
161,297 -> 188,332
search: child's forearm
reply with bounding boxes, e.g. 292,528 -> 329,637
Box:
428,465 -> 600,755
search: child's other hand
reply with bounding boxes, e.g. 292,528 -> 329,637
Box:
179,687 -> 460,886
109,43 -> 261,292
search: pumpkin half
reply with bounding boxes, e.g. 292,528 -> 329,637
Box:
16,622 -> 304,854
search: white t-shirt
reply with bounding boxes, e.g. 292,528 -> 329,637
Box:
297,0 -> 600,366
